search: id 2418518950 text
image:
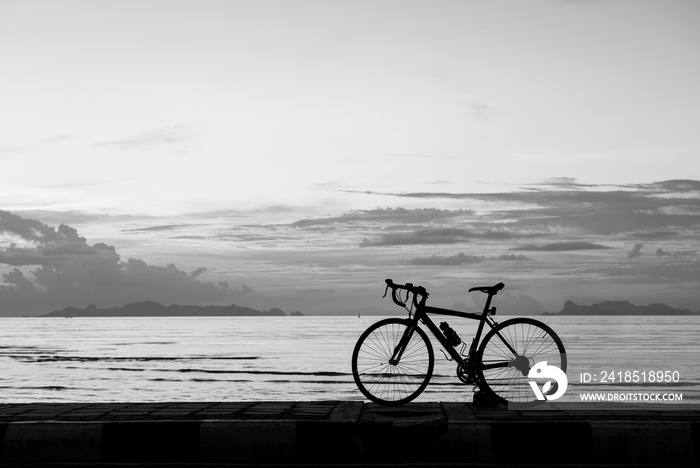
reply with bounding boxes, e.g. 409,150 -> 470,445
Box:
580,370 -> 680,383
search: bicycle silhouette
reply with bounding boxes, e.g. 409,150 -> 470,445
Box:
351,279 -> 567,406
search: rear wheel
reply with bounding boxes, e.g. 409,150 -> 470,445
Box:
475,318 -> 566,406
352,318 -> 434,405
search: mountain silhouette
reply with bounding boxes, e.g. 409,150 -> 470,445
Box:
40,302 -> 300,317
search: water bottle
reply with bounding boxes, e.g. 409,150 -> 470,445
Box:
440,322 -> 461,347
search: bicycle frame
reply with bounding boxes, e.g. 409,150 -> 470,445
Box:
389,292 -> 518,375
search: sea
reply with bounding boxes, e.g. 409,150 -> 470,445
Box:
1,315 -> 698,405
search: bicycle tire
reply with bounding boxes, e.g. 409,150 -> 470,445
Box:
475,318 -> 566,406
352,318 -> 434,405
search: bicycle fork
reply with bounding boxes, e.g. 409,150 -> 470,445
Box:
388,321 -> 417,365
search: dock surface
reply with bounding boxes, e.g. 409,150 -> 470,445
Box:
0,401 -> 698,465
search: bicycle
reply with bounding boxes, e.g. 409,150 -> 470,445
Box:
351,279 -> 567,407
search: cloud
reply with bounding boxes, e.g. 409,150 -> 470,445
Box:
0,210 -> 244,315
8,210 -> 146,227
190,267 -> 207,277
0,210 -> 71,243
561,260 -> 700,282
627,242 -> 643,259
3,268 -> 38,293
534,213 -> 700,237
343,180 -> 700,224
407,252 -> 530,265
513,241 -> 612,251
496,253 -> 531,261
96,125 -> 188,152
237,283 -> 255,295
0,241 -> 115,268
469,101 -> 492,120
634,231 -> 679,239
359,227 -> 544,248
655,248 -> 695,257
345,186 -> 700,240
530,177 -> 600,190
122,224 -> 197,233
291,207 -> 473,228
636,179 -> 700,192
408,252 -> 485,265
360,228 -> 474,247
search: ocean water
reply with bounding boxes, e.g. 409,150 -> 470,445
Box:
0,315 -> 698,404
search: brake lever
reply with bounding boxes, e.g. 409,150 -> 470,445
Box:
382,284 -> 390,299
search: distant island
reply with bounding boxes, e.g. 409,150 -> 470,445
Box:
549,300 -> 698,316
40,301 -> 304,317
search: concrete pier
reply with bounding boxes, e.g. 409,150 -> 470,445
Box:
0,401 -> 698,465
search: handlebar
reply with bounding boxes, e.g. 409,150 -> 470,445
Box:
383,279 -> 428,308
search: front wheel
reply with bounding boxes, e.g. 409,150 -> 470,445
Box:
352,318 -> 434,405
475,318 -> 566,407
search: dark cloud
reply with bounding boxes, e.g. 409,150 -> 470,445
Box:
496,253 -> 531,261
513,242 -> 612,251
482,231 -> 541,240
342,179 -> 700,240
190,267 -> 207,277
343,180 -> 700,220
0,211 -> 243,315
0,210 -> 72,243
360,228 -> 474,247
3,268 -> 38,294
0,241 -> 115,268
655,248 -> 695,257
634,231 -> 679,239
627,242 -> 644,259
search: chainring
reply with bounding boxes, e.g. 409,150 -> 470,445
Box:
456,364 -> 475,384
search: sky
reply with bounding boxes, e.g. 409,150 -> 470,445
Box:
1,0 -> 699,316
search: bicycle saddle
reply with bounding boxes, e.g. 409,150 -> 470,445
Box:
468,282 -> 505,295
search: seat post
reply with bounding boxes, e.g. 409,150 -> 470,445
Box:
482,293 -> 495,313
